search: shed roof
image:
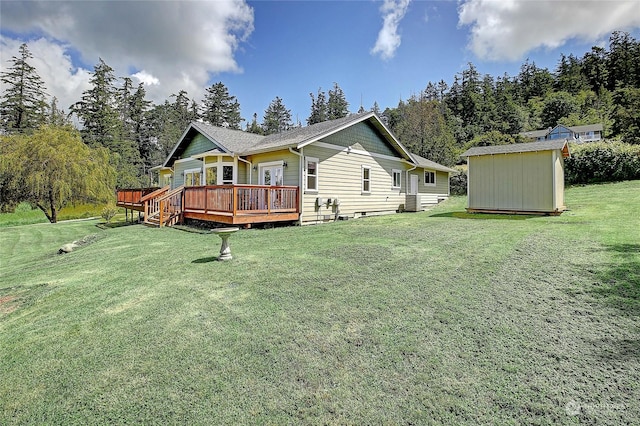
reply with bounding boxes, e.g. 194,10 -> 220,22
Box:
460,140 -> 570,158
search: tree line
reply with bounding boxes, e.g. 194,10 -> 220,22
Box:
2,31 -> 640,220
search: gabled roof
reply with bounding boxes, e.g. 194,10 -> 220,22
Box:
411,154 -> 457,173
160,112 -> 451,169
519,123 -> 603,139
163,122 -> 265,167
460,140 -> 570,158
243,111 -> 414,161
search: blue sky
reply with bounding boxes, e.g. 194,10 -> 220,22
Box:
2,0 -> 640,127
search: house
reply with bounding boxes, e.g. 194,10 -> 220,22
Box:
520,124 -> 603,143
116,112 -> 455,227
460,140 -> 570,215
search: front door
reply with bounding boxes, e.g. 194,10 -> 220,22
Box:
409,174 -> 418,195
260,165 -> 283,186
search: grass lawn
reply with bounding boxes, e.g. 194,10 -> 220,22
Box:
1,181 -> 638,424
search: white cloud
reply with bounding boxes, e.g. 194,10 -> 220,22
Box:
371,0 -> 411,60
0,1 -> 255,107
132,71 -> 160,86
0,36 -> 91,114
458,0 -> 640,61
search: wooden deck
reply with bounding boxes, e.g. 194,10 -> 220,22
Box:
116,185 -> 300,227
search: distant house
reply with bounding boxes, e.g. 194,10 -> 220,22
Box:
117,112 -> 455,227
460,140 -> 570,215
520,124 -> 603,143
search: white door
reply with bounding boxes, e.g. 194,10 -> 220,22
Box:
409,174 -> 419,195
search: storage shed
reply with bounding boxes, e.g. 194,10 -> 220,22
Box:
460,140 -> 570,215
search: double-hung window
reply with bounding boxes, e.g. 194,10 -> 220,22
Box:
305,157 -> 318,192
362,166 -> 371,194
424,170 -> 436,186
392,169 -> 401,189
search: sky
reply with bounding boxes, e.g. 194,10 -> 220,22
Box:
2,0 -> 640,127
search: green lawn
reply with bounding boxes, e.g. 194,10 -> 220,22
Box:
1,181 -> 638,424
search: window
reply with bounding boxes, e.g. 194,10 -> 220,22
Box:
222,165 -> 233,184
184,168 -> 202,186
205,166 -> 217,185
362,166 -> 371,193
424,170 -> 436,186
305,157 -> 318,192
392,169 -> 401,189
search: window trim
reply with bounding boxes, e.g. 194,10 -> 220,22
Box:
258,160 -> 284,186
424,170 -> 436,187
184,168 -> 203,187
305,157 -> 319,193
362,165 -> 371,194
391,169 -> 401,189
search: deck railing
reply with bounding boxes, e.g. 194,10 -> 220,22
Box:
183,185 -> 299,215
157,186 -> 185,227
116,187 -> 160,207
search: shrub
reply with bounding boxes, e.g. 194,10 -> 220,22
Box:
565,141 -> 640,184
450,166 -> 468,195
14,202 -> 35,213
101,204 -> 119,223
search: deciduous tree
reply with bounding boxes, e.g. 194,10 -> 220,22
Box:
0,126 -> 115,222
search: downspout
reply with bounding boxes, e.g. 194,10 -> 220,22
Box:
289,147 -> 304,225
237,156 -> 252,184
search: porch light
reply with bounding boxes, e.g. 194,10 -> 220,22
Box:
283,161 -> 288,168
252,166 -> 257,171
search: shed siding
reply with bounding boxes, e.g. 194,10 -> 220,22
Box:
467,150 -> 561,212
468,155 -> 495,209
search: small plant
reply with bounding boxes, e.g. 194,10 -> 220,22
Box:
101,204 -> 118,223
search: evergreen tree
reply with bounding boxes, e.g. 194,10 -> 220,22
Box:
0,43 -> 48,132
327,82 -> 349,120
70,58 -> 120,148
307,88 -> 328,125
48,97 -> 69,127
371,101 -> 381,115
246,112 -> 263,135
262,97 -> 292,135
202,82 -> 242,129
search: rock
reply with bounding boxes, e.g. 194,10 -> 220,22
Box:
59,243 -> 79,254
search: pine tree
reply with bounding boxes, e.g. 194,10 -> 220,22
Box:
202,82 -> 242,129
246,112 -> 263,135
48,97 -> 69,127
0,43 -> 49,132
70,58 -> 120,148
307,88 -> 328,125
262,97 -> 292,135
327,82 -> 349,120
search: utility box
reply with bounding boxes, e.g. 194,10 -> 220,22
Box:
405,194 -> 422,212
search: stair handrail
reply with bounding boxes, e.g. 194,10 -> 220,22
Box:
140,185 -> 170,203
158,186 -> 185,227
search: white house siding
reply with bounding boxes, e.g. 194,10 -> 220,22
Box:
411,169 -> 450,209
300,144 -> 411,223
